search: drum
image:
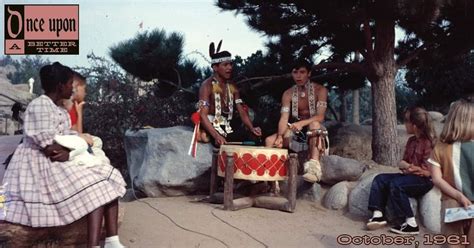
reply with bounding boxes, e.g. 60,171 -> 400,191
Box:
218,145 -> 288,181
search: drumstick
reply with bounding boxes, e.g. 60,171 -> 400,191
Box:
287,123 -> 302,134
226,141 -> 256,145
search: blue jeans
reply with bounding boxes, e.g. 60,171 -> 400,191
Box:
368,173 -> 433,219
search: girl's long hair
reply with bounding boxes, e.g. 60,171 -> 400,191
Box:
406,107 -> 437,146
440,98 -> 474,144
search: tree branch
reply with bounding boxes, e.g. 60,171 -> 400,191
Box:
155,79 -> 196,95
359,49 -> 368,61
247,69 -> 359,91
313,62 -> 365,73
362,14 -> 375,64
173,68 -> 182,88
249,74 -> 292,90
236,75 -> 288,86
396,43 -> 428,68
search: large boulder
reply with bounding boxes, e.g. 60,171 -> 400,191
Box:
419,187 -> 442,233
323,181 -> 355,210
296,179 -> 322,202
328,124 -> 372,161
321,155 -> 366,185
124,126 -> 213,197
428,111 -> 444,122
0,204 -> 125,247
348,172 -> 379,217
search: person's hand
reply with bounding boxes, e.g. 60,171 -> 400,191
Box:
50,149 -> 70,162
74,101 -> 85,115
456,192 -> 472,209
402,165 -> 420,175
43,143 -> 70,162
43,143 -> 63,157
79,133 -> 94,146
273,135 -> 283,148
214,134 -> 227,146
251,127 -> 262,136
289,121 -> 305,133
398,160 -> 411,170
412,167 -> 430,177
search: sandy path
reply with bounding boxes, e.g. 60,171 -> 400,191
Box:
119,197 -> 440,248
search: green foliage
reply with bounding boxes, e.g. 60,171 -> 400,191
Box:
109,29 -> 207,98
395,71 -> 419,120
0,55 -> 14,67
5,55 -> 50,95
405,51 -> 474,112
109,29 -> 185,82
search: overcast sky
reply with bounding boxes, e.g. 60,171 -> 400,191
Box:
1,0 -> 268,67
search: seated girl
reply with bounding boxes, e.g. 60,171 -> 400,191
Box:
366,107 -> 436,235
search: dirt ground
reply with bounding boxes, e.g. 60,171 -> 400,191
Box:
119,196 -> 441,248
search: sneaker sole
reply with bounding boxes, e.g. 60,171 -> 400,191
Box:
389,228 -> 419,235
366,221 -> 387,230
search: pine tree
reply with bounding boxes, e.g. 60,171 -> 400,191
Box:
216,0 -> 474,165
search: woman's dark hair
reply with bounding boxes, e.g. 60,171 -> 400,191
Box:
405,106 -> 437,146
39,62 -> 74,93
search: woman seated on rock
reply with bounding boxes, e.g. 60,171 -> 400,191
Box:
2,62 -> 127,248
366,107 -> 436,235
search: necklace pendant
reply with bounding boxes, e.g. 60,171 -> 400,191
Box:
300,92 -> 306,98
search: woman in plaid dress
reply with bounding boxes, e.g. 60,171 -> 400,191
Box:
3,62 -> 126,248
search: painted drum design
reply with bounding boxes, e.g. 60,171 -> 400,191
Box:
218,145 -> 288,181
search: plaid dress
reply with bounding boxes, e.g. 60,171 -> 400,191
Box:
3,95 -> 126,227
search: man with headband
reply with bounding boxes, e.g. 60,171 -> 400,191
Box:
265,58 -> 329,184
197,40 -> 262,146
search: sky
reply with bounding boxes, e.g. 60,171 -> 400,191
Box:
1,0 -> 268,67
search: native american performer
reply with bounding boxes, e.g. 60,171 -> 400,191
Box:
188,41 -> 261,155
265,58 -> 329,183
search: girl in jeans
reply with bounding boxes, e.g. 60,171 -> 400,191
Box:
367,107 -> 436,234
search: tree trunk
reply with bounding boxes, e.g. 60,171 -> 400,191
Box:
339,90 -> 347,122
353,51 -> 361,125
369,18 -> 400,166
352,89 -> 360,125
371,75 -> 399,165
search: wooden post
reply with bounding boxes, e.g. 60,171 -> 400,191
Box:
209,148 -> 219,196
287,153 -> 298,212
223,153 -> 234,210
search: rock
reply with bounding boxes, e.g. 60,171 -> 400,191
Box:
428,111 -> 444,122
321,155 -> 366,185
124,126 -> 213,197
0,204 -> 125,247
296,177 -> 322,202
323,181 -> 350,210
348,172 -> 379,217
419,187 -> 442,233
328,124 -> 372,161
360,119 -> 372,125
